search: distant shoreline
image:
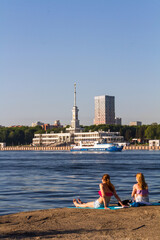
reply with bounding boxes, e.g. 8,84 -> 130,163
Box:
0,145 -> 160,151
0,146 -> 72,151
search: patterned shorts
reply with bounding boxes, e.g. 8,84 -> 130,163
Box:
94,199 -> 104,208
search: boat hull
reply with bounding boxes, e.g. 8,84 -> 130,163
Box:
71,146 -> 123,152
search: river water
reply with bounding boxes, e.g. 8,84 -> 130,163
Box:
0,150 -> 160,215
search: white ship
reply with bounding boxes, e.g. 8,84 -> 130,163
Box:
71,141 -> 123,152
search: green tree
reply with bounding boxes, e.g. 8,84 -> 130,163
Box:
8,131 -> 15,145
156,125 -> 160,139
145,125 -> 157,139
25,129 -> 33,144
125,129 -> 132,141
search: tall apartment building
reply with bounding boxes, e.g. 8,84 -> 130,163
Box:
94,95 -> 115,125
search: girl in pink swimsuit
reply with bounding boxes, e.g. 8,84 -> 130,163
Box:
132,173 -> 149,203
73,174 -> 125,209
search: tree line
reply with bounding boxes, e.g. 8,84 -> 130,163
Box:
0,124 -> 160,146
0,126 -> 66,146
83,124 -> 160,142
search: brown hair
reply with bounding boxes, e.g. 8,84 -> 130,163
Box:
102,174 -> 115,192
136,173 -> 148,190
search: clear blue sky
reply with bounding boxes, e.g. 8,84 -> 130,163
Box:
1,0 -> 160,126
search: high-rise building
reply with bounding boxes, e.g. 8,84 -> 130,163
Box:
94,95 -> 115,125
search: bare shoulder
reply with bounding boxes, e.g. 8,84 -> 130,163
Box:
99,183 -> 105,190
133,183 -> 138,189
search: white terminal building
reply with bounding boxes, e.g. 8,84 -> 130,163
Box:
32,84 -> 124,146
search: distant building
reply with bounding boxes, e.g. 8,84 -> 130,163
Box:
115,117 -> 122,125
32,130 -> 124,146
129,121 -> 142,126
0,142 -> 6,148
32,120 -> 63,130
32,121 -> 44,127
54,120 -> 61,127
149,140 -> 160,147
94,95 -> 115,125
66,83 -> 82,133
41,124 -> 50,131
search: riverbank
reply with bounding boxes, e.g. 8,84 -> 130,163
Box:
0,146 -> 72,151
0,145 -> 160,151
0,206 -> 160,239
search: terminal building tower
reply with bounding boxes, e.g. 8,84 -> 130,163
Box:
67,83 -> 81,133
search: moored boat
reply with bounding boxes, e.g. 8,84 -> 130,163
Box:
71,141 -> 123,152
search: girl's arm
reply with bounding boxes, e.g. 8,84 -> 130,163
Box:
131,184 -> 137,199
113,189 -> 125,207
99,183 -> 108,209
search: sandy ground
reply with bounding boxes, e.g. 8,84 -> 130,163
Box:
0,206 -> 160,240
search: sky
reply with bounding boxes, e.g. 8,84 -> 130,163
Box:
1,0 -> 160,126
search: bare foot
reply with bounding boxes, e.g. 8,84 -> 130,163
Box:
73,199 -> 78,207
77,198 -> 83,204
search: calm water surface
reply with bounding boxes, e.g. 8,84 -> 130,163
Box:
0,150 -> 160,215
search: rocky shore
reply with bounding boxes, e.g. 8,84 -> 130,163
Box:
0,206 -> 160,239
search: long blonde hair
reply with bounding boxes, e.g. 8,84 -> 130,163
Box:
102,174 -> 115,192
136,173 -> 148,190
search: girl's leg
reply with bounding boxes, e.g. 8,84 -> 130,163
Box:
73,199 -> 94,208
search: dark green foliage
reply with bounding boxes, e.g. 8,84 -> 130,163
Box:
47,127 -> 66,133
0,126 -> 42,146
145,125 -> 160,139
